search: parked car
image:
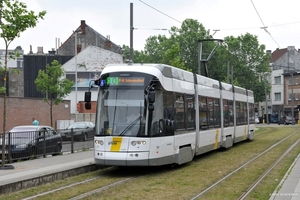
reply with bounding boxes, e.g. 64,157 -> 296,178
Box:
60,121 -> 95,141
278,116 -> 295,125
270,114 -> 279,123
255,116 -> 260,124
0,125 -> 62,160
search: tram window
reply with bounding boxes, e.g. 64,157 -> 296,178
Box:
223,100 -> 229,127
207,98 -> 214,128
249,103 -> 255,124
186,94 -> 195,130
236,101 -> 247,125
243,102 -> 247,125
236,102 -> 241,125
228,100 -> 234,126
214,99 -> 221,128
151,90 -> 164,135
175,93 -> 185,130
199,96 -> 208,130
163,91 -> 174,136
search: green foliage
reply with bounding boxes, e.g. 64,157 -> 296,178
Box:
0,0 -> 46,42
0,87 -> 6,94
125,18 -> 271,103
221,33 -> 271,102
169,19 -> 213,73
35,60 -> 73,126
35,60 -> 74,105
0,0 -> 46,166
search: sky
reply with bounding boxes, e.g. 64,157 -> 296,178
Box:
3,0 -> 300,54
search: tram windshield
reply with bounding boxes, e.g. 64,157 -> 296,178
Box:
95,73 -> 154,137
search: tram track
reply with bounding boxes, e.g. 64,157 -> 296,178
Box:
190,127 -> 300,200
237,136 -> 300,200
1,126 -> 299,200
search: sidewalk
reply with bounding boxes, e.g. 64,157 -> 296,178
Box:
0,150 -> 100,194
270,153 -> 300,200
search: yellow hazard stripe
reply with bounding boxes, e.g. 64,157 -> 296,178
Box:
244,125 -> 247,140
214,129 -> 219,149
110,137 -> 123,151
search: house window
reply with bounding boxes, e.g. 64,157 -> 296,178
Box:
288,77 -> 292,85
274,76 -> 281,85
296,93 -> 299,100
296,78 -> 299,85
17,58 -> 23,68
275,93 -> 281,101
288,93 -> 292,101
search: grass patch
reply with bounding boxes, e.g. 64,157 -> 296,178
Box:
0,127 -> 299,200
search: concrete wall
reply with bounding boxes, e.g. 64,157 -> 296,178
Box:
0,97 -> 71,132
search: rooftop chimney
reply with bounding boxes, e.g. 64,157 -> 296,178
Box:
29,45 -> 33,54
80,20 -> 86,35
37,47 -> 44,54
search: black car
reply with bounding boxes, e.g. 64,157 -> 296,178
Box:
60,121 -> 95,141
0,125 -> 62,160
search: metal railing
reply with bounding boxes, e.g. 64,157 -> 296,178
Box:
0,129 -> 94,164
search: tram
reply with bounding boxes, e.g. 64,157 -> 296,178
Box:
84,63 -> 255,166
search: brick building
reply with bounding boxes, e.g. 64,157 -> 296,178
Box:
0,97 -> 71,132
57,20 -> 122,56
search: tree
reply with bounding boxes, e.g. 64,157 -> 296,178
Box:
169,18 -> 212,73
124,19 -> 271,103
35,60 -> 74,127
0,0 -> 46,167
221,33 -> 271,102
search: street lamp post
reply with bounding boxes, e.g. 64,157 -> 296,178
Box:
265,83 -> 268,124
291,73 -> 294,122
74,30 -> 81,122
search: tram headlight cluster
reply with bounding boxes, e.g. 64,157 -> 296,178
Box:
95,140 -> 104,145
131,141 -> 146,146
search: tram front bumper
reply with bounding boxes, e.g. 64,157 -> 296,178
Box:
94,151 -> 149,166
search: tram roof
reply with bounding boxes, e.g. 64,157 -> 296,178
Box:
103,63 -> 253,95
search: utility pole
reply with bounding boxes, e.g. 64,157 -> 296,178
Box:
129,3 -> 134,63
292,73 -> 294,122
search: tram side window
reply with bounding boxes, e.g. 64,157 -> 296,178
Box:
228,100 -> 234,126
236,102 -> 241,125
214,99 -> 221,128
236,101 -> 247,125
163,91 -> 175,136
243,102 -> 248,125
186,94 -> 195,130
207,98 -> 214,128
223,100 -> 229,127
199,96 -> 208,130
249,103 -> 255,124
238,102 -> 247,125
175,93 -> 185,130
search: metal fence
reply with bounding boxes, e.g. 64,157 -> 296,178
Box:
0,129 -> 94,164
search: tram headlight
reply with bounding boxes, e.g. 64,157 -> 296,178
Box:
131,141 -> 146,146
95,140 -> 104,145
131,141 -> 137,146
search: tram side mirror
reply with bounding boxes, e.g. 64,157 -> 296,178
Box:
85,102 -> 91,110
148,104 -> 154,111
148,91 -> 155,103
85,91 -> 91,103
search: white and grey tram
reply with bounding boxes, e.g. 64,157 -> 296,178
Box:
84,63 -> 255,166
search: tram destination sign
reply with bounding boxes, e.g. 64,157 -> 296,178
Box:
100,77 -> 145,87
